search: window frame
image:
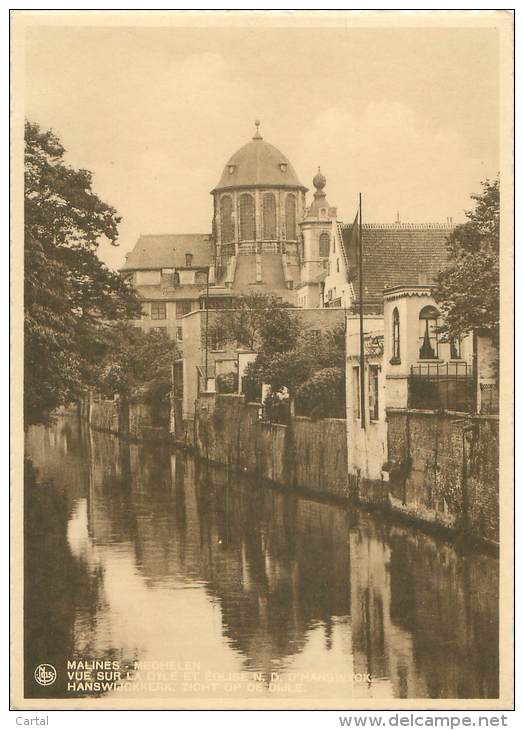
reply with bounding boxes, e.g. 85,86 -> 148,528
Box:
220,195 -> 234,243
352,366 -> 361,420
262,192 -> 277,240
239,193 -> 256,242
391,307 -> 401,364
418,305 -> 440,360
176,300 -> 192,318
285,193 -> 296,241
150,301 -> 167,321
319,232 -> 330,258
368,364 -> 380,421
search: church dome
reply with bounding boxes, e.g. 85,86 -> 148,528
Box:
212,122 -> 307,193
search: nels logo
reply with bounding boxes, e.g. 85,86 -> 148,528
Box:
34,664 -> 57,686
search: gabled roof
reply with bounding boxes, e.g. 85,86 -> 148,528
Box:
121,234 -> 213,271
341,222 -> 453,313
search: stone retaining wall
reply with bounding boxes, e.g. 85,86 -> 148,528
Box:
384,409 -> 499,544
86,397 -> 169,442
194,394 -> 348,500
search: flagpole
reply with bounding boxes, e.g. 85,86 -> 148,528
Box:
205,268 -> 210,387
358,192 -> 366,429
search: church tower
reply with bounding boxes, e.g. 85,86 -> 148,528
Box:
299,167 -> 337,285
211,121 -> 308,292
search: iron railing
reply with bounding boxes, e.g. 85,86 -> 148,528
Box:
408,362 -> 475,413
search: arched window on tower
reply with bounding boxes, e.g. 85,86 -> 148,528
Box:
220,195 -> 234,243
285,194 -> 296,241
319,232 -> 330,258
262,193 -> 277,239
239,193 -> 255,241
419,305 -> 440,359
391,307 -> 401,363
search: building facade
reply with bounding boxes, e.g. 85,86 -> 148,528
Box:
121,122 -> 457,326
120,122 -> 479,430
121,122 -> 323,334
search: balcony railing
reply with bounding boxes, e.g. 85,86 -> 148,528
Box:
408,362 -> 475,413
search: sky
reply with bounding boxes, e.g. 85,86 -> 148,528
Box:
24,18 -> 500,270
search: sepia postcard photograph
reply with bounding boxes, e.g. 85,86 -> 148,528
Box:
9,9 -> 514,713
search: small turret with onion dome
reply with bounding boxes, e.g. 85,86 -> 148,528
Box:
305,166 -> 336,220
313,167 -> 327,197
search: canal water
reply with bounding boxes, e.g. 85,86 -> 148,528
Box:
24,417 -> 499,703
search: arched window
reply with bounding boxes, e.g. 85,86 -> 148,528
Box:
220,195 -> 234,243
319,232 -> 330,257
262,193 -> 277,239
239,193 -> 255,241
285,194 -> 296,241
419,305 -> 440,359
392,307 -> 400,363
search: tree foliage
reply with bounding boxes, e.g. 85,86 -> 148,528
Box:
248,323 -> 345,396
434,178 -> 500,343
207,292 -> 298,352
215,371 -> 238,394
209,291 -> 346,418
97,324 -> 180,402
246,321 -> 346,418
24,121 -> 141,424
295,367 -> 346,419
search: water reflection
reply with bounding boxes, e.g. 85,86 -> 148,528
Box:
24,417 -> 499,701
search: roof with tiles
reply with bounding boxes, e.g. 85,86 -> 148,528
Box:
341,222 -> 453,313
121,234 -> 213,271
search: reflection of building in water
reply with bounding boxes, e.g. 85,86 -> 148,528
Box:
25,417 -> 91,500
387,528 -> 498,698
350,518 -> 498,698
86,429 -> 137,546
69,424 -> 498,698
199,473 -> 351,674
24,419 -> 137,699
350,520 -> 428,697
85,432 -> 352,674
